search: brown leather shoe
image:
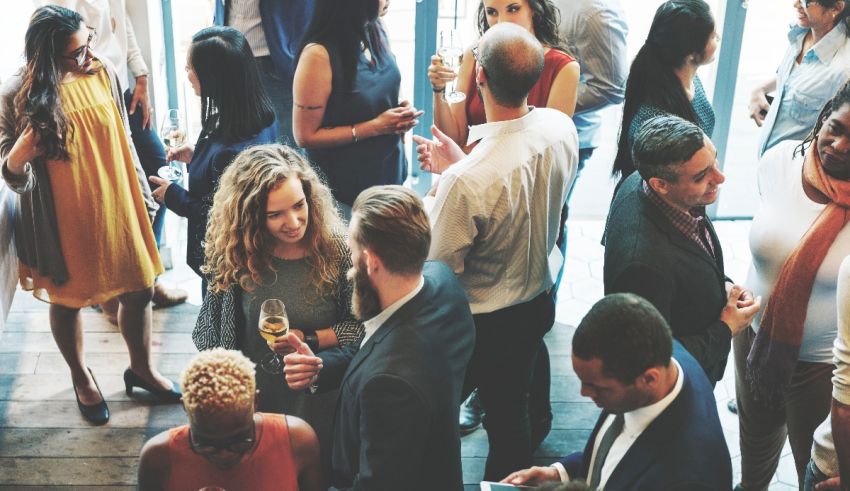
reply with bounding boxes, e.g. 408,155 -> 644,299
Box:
152,281 -> 188,308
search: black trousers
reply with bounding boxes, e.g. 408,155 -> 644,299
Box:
463,290 -> 556,481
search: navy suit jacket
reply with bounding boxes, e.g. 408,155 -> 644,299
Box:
163,123 -> 276,276
214,0 -> 315,82
561,342 -> 732,491
316,261 -> 476,491
603,172 -> 731,384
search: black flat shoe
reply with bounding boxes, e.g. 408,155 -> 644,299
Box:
74,367 -> 109,425
124,368 -> 182,402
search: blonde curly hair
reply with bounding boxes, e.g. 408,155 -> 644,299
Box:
202,144 -> 344,294
181,348 -> 256,417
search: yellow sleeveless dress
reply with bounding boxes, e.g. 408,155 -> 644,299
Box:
19,64 -> 163,308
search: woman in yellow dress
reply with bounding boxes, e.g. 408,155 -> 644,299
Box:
0,5 -> 180,424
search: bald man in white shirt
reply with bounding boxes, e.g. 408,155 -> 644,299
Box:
415,23 -> 578,480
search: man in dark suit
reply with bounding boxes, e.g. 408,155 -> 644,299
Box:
502,293 -> 733,490
602,115 -> 760,384
283,185 -> 475,491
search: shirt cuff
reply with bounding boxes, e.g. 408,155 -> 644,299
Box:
551,462 -> 569,483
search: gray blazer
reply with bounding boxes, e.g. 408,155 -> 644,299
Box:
0,60 -> 156,286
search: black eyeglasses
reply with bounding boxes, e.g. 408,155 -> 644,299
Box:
62,27 -> 97,67
189,424 -> 256,456
802,0 -> 820,7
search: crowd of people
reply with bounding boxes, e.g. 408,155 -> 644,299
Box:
2,0 -> 850,490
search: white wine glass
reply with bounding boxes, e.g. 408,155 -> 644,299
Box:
157,109 -> 187,182
258,299 -> 289,374
438,29 -> 465,104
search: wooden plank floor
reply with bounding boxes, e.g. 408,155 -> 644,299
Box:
0,221 -> 801,489
0,287 -> 591,489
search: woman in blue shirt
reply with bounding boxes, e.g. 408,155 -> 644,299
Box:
149,26 -> 277,290
292,0 -> 422,216
749,0 -> 850,158
612,0 -> 718,180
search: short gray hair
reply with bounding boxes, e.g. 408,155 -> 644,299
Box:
632,115 -> 706,182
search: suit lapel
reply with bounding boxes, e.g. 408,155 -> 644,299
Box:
640,192 -> 725,276
337,279 -> 433,389
584,411 -> 611,478
603,371 -> 690,490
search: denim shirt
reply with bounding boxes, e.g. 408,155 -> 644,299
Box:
758,23 -> 850,157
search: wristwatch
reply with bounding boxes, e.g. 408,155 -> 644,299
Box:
303,332 -> 319,352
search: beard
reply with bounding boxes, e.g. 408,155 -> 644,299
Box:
348,256 -> 382,321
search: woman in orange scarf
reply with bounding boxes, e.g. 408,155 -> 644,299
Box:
737,80 -> 850,489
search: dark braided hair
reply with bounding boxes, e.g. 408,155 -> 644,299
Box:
795,78 -> 850,158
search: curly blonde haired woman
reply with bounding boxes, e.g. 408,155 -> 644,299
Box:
193,144 -> 362,474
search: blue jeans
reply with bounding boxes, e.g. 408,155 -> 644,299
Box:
256,56 -> 296,147
803,459 -> 829,491
124,89 -> 167,247
553,147 -> 594,301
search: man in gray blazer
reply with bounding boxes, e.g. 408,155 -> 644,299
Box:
603,115 -> 760,384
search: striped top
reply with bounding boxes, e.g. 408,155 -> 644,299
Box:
227,0 -> 270,57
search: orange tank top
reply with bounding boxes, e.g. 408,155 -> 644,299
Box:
466,48 -> 576,126
166,412 -> 299,491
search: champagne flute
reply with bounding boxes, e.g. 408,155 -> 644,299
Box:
157,109 -> 187,182
438,29 -> 465,104
258,299 -> 289,374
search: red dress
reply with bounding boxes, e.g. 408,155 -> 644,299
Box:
165,413 -> 300,490
465,48 -> 576,126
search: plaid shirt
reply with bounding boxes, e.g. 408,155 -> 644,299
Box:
641,180 -> 716,258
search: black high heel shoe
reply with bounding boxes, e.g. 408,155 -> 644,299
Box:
74,367 -> 109,425
124,368 -> 182,402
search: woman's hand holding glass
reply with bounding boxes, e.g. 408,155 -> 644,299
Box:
270,328 -> 305,357
7,125 -> 42,174
165,144 -> 194,165
428,54 -> 457,93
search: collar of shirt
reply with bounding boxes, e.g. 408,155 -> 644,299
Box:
790,22 -> 848,64
466,106 -> 538,146
622,358 -> 684,437
360,276 -> 425,347
640,180 -> 709,237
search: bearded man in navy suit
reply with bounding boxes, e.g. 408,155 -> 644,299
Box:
283,185 -> 475,491
502,293 -> 732,490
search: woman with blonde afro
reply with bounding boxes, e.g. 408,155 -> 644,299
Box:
137,348 -> 321,490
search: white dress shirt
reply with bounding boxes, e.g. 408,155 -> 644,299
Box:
427,107 -> 578,315
359,276 -> 424,347
553,358 -> 684,489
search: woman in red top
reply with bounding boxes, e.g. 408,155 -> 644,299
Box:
137,349 -> 322,491
428,0 -> 579,149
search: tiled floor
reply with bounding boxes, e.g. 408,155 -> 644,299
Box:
550,219 -> 799,491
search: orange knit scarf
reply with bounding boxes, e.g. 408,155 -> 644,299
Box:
747,141 -> 850,406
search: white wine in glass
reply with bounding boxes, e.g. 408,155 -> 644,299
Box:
258,299 -> 289,374
439,29 -> 465,104
157,109 -> 187,182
